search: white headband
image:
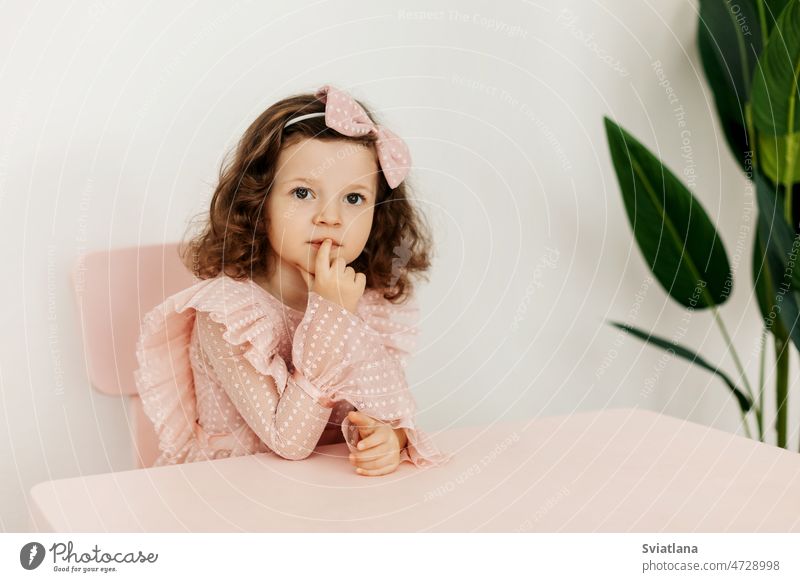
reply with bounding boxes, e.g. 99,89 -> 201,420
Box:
283,112 -> 325,129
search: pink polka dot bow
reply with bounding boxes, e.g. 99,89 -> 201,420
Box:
315,84 -> 411,189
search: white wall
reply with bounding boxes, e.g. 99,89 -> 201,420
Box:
0,0 -> 786,532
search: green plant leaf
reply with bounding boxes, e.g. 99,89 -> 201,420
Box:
758,130 -> 800,183
761,0 -> 791,35
754,171 -> 800,349
754,170 -> 800,288
603,116 -> 733,308
751,0 -> 800,135
697,0 -> 764,170
608,320 -> 753,412
753,227 -> 780,326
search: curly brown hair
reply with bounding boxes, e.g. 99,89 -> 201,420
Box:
179,88 -> 433,304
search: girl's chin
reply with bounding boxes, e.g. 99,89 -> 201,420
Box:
304,247 -> 344,262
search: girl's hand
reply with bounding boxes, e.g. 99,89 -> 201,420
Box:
299,238 -> 366,314
347,410 -> 405,476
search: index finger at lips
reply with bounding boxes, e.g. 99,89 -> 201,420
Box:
315,238 -> 332,274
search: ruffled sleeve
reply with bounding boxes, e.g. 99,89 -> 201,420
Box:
289,288 -> 453,468
134,275 -> 331,465
133,279 -> 209,465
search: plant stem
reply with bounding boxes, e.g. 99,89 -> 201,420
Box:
745,104 -> 759,172
755,0 -> 767,47
757,326 -> 767,441
710,306 -> 756,403
780,103 -> 796,447
709,306 -> 757,438
775,333 -> 789,448
739,407 -> 754,440
784,175 -> 794,219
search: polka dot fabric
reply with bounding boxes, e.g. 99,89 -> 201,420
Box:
133,274 -> 452,469
188,310 -> 333,462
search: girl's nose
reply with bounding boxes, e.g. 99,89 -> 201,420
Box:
313,201 -> 342,225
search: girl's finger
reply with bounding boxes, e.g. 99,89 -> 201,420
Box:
355,431 -> 386,451
348,411 -> 378,439
352,454 -> 389,470
333,256 -> 347,274
350,443 -> 388,466
356,462 -> 399,477
347,410 -> 364,423
355,272 -> 366,292
315,238 -> 332,276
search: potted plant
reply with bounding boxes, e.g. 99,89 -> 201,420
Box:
603,0 -> 800,448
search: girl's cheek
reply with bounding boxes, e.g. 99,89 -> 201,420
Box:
355,210 -> 374,236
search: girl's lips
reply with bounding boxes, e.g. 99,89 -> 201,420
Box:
309,240 -> 340,248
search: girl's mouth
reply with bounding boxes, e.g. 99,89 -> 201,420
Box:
309,241 -> 341,249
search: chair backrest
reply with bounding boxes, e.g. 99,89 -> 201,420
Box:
71,243 -> 197,468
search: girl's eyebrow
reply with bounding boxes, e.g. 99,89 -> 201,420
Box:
283,176 -> 373,192
283,176 -> 318,184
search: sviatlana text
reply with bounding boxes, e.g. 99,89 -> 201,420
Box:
642,543 -> 698,554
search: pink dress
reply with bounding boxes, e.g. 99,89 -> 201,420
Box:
133,274 -> 452,469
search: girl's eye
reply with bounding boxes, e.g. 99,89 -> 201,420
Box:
346,193 -> 366,205
291,186 -> 312,200
291,187 -> 365,206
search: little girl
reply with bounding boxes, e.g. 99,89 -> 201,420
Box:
134,84 -> 452,476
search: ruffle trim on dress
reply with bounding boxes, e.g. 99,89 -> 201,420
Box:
134,275 -> 289,465
297,289 -> 452,469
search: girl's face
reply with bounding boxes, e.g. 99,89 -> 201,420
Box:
266,137 -> 379,276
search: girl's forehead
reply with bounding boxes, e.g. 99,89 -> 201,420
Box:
275,138 -> 379,185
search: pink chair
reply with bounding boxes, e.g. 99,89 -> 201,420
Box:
71,243 -> 197,468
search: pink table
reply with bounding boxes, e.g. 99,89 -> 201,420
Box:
28,408 -> 800,532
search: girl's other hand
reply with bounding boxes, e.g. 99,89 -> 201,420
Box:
347,410 -> 404,476
299,238 -> 366,314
